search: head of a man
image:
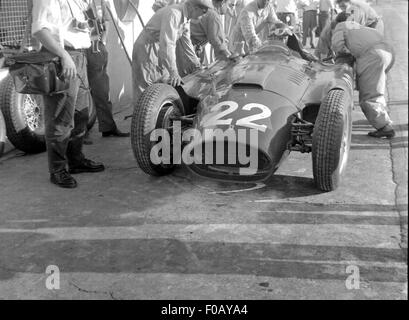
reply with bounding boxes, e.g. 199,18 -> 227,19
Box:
186,0 -> 214,19
257,0 -> 272,10
213,0 -> 229,15
336,0 -> 352,12
331,11 -> 349,29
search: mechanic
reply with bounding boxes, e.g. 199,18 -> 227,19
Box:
317,0 -> 335,37
224,0 -> 252,43
314,11 -> 338,59
298,0 -> 319,48
274,0 -> 298,27
335,0 -> 384,35
229,0 -> 281,54
152,0 -> 232,71
31,0 -> 105,189
85,0 -> 129,140
131,0 -> 212,103
331,19 -> 395,138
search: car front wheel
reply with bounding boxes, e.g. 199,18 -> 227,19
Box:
312,89 -> 352,191
131,83 -> 183,176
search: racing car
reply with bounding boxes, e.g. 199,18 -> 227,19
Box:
131,27 -> 354,192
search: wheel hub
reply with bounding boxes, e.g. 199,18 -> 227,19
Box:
23,95 -> 45,134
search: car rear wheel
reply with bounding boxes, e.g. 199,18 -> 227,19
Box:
0,110 -> 6,158
0,75 -> 97,154
312,89 -> 352,191
131,83 -> 183,176
0,75 -> 46,154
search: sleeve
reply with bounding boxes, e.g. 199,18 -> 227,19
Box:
267,5 -> 280,24
159,12 -> 180,74
159,10 -> 199,74
31,0 -> 61,36
331,23 -> 350,54
179,23 -> 201,68
202,11 -> 230,58
240,10 -> 260,50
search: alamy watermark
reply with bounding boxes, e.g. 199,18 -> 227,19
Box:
150,121 -> 259,175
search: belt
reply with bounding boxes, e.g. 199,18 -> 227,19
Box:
64,46 -> 88,53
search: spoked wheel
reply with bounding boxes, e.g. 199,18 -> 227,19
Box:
131,83 -> 184,176
0,75 -> 46,154
312,89 -> 352,191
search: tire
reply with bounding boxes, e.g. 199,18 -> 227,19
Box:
0,75 -> 46,154
131,83 -> 183,176
0,75 -> 97,154
0,110 -> 6,158
312,89 -> 352,191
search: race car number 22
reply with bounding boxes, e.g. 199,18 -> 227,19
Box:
201,101 -> 272,133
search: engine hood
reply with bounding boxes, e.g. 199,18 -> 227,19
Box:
182,42 -> 313,108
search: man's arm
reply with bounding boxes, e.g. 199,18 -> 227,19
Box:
331,23 -> 350,55
34,29 -> 77,80
240,10 -> 261,51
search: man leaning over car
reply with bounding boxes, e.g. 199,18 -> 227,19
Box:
31,0 -> 105,189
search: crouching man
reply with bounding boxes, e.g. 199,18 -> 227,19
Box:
32,0 -> 105,188
331,19 -> 395,138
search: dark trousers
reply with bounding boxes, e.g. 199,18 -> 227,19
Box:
86,42 -> 116,133
302,10 -> 318,46
43,51 -> 89,174
317,11 -> 330,37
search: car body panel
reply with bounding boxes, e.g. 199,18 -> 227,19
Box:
179,41 -> 354,182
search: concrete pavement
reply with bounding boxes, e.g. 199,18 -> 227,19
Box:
0,0 -> 407,300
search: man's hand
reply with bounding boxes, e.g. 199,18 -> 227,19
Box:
61,52 -> 77,80
169,72 -> 183,87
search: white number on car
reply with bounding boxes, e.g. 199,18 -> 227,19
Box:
201,101 -> 271,132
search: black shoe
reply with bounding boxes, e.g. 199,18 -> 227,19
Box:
69,159 -> 105,174
102,128 -> 130,137
50,170 -> 77,188
368,127 -> 395,139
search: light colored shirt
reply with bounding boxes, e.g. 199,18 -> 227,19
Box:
144,3 -> 199,74
275,0 -> 297,13
299,0 -> 319,11
231,0 -> 280,52
31,0 -> 91,49
331,20 -> 383,57
191,9 -> 230,59
346,0 -> 380,27
319,0 -> 334,12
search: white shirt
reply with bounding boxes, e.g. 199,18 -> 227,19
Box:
275,0 -> 297,14
32,0 -> 91,49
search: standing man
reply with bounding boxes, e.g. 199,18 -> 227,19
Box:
331,20 -> 395,138
336,0 -> 384,34
275,0 -> 298,27
31,0 -> 105,188
299,0 -> 319,48
230,0 -> 281,54
317,0 -> 334,36
132,0 -> 212,103
85,0 -> 129,138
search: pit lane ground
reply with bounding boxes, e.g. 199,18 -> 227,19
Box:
0,0 -> 407,300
